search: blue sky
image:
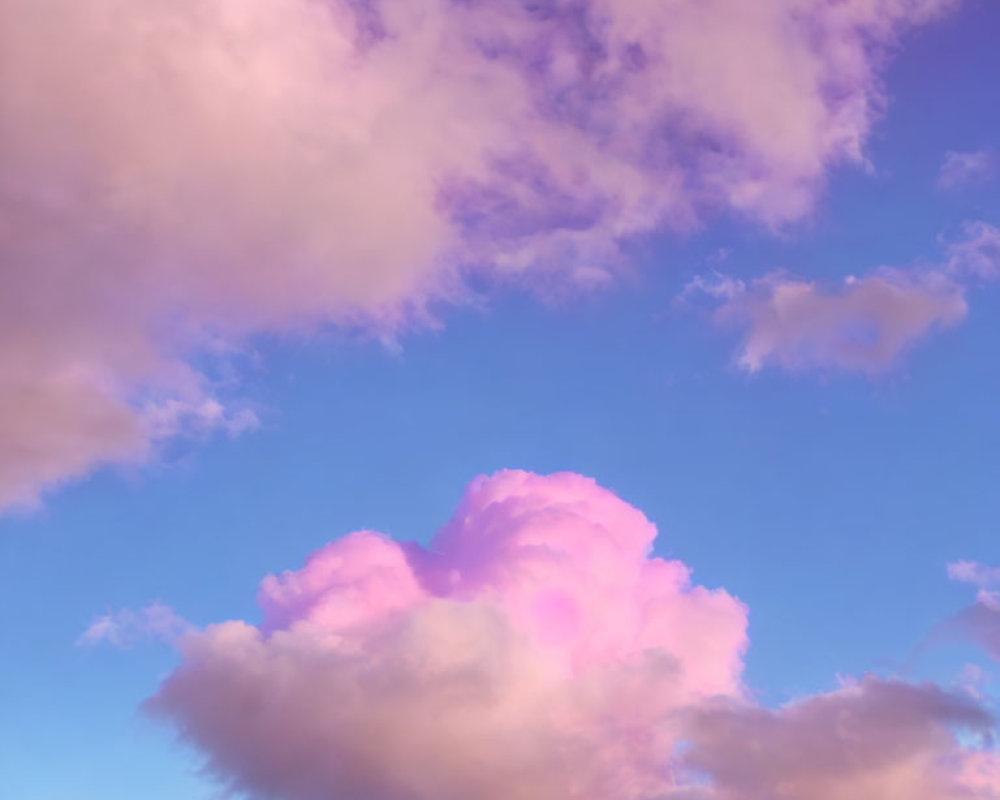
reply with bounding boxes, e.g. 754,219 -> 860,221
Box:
3,2 -> 1000,799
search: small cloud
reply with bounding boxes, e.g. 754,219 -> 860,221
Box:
690,268 -> 966,373
79,602 -> 192,648
142,396 -> 259,441
678,273 -> 746,304
685,221 -> 1000,374
948,560 -> 1000,590
938,149 -> 996,190
946,221 -> 1000,281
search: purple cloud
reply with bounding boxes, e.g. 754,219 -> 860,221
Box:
0,0 -> 959,507
939,150 -> 997,190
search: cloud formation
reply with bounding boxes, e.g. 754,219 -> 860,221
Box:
678,678 -> 998,800
147,471 -> 998,800
150,471 -> 748,800
686,220 -> 1000,373
0,0 -> 957,507
939,149 -> 997,190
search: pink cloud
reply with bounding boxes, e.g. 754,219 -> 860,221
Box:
686,221 -> 1000,374
145,471 -> 999,800
716,268 -> 966,373
0,0 -> 958,508
948,561 -> 1000,591
150,470 -> 747,800
678,678 -> 998,800
939,149 -> 997,190
961,752 -> 1000,798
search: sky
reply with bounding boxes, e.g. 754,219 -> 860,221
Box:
2,1 -> 1000,799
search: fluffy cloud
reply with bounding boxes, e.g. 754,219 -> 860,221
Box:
150,470 -> 748,800
686,220 -> 1000,373
145,471 -> 998,800
0,0 -> 957,508
939,149 -> 997,190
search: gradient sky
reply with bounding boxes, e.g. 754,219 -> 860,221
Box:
2,2 -> 1000,799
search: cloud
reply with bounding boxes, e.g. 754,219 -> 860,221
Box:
144,470 -> 999,800
947,221 -> 1000,281
150,470 -> 748,800
939,150 -> 997,190
951,603 -> 1000,662
709,268 -> 966,373
948,561 -> 1000,591
677,678 -> 998,800
685,221 -> 1000,373
79,602 -> 193,648
0,0 -> 958,508
946,560 -> 1000,661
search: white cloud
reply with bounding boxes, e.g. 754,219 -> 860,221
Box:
79,603 -> 193,648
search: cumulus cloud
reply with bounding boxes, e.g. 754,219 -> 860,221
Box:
685,220 -> 1000,373
144,471 -> 999,800
150,470 -> 748,800
0,0 -> 958,508
939,149 -> 997,190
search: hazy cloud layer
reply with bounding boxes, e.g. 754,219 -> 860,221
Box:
947,560 -> 1000,661
145,471 -> 998,800
0,0 -> 957,508
686,220 -> 1000,373
939,149 -> 997,190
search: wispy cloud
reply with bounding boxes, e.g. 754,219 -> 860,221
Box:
79,602 -> 193,648
938,149 -> 997,190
